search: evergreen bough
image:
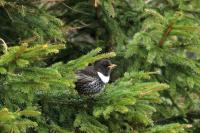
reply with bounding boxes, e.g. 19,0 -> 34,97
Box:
0,0 -> 199,132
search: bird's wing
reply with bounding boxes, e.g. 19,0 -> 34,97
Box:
75,66 -> 98,84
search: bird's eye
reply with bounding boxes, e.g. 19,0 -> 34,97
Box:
104,63 -> 109,67
106,64 -> 111,68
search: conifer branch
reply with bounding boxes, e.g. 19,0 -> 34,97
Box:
139,88 -> 164,97
62,3 -> 90,15
9,128 -> 13,133
159,22 -> 174,46
155,111 -> 200,124
0,1 -> 199,132
0,38 -> 8,54
40,0 -> 64,2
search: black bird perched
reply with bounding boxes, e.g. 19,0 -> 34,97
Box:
75,59 -> 117,96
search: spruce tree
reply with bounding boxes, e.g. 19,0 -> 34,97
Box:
0,0 -> 199,133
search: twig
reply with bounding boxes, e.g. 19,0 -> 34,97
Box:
155,111 -> 200,124
0,38 -> 8,54
139,88 -> 164,97
30,0 -> 64,4
9,128 -> 14,133
40,0 -> 64,2
62,3 -> 90,15
159,22 -> 174,46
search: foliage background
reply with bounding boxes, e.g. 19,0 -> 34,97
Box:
0,0 -> 199,133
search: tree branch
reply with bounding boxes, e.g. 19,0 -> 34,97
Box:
159,22 -> 174,46
155,112 -> 200,124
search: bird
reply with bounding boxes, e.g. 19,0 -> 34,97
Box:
75,59 -> 117,96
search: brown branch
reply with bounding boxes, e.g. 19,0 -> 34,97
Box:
91,0 -> 100,7
9,128 -> 13,133
159,23 -> 174,46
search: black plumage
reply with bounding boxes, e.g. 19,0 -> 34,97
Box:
75,59 -> 116,96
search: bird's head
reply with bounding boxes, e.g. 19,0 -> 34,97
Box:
94,59 -> 117,83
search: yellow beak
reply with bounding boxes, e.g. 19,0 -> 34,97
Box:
108,64 -> 117,70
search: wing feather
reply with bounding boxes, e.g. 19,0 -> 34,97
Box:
75,66 -> 98,88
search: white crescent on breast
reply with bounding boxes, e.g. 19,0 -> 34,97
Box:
97,72 -> 110,83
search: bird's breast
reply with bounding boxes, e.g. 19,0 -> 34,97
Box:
85,78 -> 105,94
